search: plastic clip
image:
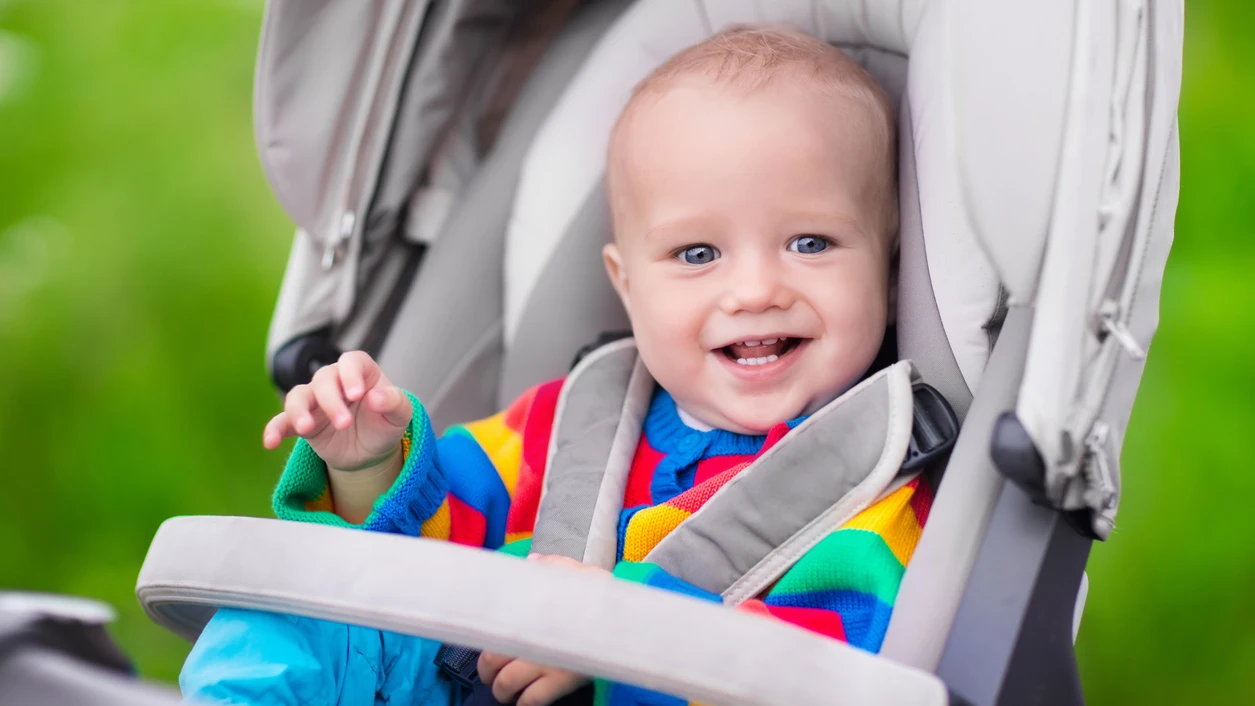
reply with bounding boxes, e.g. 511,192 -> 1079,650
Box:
901,383 -> 961,471
433,644 -> 482,690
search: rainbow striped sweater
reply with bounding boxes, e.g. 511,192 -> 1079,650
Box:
274,378 -> 932,705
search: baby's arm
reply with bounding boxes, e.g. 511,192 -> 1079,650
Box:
265,351 -> 562,550
262,351 -> 413,524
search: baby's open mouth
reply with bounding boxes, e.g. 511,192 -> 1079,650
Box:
720,338 -> 805,366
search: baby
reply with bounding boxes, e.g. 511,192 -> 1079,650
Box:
181,26 -> 922,706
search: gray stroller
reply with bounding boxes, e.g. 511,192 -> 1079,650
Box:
10,0 -> 1186,704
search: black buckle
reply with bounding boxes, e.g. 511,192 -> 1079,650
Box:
434,643 -> 483,690
902,382 -> 960,471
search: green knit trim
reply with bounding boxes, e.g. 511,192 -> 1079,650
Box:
270,392 -> 424,529
271,438 -> 357,527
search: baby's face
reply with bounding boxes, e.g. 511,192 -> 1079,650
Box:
604,77 -> 894,434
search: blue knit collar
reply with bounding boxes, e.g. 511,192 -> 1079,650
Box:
643,387 -> 805,458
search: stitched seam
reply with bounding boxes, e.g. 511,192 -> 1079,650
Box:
723,367 -> 913,605
644,364 -> 902,568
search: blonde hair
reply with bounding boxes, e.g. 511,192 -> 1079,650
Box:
608,26 -> 899,241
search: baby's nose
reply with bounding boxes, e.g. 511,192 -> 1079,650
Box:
720,257 -> 794,314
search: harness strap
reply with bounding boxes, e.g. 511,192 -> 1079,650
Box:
533,339 -> 948,600
648,361 -> 918,602
531,338 -> 648,565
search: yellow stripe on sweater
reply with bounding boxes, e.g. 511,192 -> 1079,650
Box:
461,413 -> 523,497
839,483 -> 923,566
419,498 -> 452,540
621,505 -> 691,562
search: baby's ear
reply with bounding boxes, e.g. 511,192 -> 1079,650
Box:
603,242 -> 631,314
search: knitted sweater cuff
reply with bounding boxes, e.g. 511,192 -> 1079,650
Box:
271,390 -> 450,534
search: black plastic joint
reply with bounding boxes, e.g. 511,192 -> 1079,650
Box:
271,330 -> 343,393
990,411 -> 1049,503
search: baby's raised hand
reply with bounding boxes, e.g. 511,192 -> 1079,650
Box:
262,351 -> 412,474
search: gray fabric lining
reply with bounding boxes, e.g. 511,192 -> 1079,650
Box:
896,98 -> 974,420
531,341 -> 637,560
499,180 -> 630,406
376,0 -> 628,430
646,362 -> 913,598
375,149 -> 509,431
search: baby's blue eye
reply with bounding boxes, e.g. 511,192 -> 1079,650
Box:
679,245 -> 720,265
788,235 -> 831,254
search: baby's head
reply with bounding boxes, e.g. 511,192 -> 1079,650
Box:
602,26 -> 898,434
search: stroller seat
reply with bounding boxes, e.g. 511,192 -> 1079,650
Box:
137,0 -> 1184,704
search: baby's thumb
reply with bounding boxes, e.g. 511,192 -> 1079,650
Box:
365,384 -> 411,428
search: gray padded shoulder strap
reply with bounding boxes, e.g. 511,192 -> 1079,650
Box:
532,339 -> 919,594
649,361 -> 918,601
531,338 -> 648,564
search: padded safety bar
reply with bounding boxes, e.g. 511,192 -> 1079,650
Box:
137,516 -> 947,706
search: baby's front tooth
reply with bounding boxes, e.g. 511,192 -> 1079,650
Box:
744,340 -> 761,347
765,355 -> 778,362
737,358 -> 749,365
762,338 -> 779,346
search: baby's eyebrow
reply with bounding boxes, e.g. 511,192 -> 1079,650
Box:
643,216 -> 722,242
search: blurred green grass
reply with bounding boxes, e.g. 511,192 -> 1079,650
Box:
0,1 -> 1252,703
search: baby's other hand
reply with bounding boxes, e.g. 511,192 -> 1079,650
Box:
476,555 -> 609,705
262,351 -> 411,473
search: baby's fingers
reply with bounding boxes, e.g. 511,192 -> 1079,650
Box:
311,365 -> 353,430
283,384 -> 326,437
336,351 -> 379,402
477,651 -> 512,685
518,672 -> 589,706
262,412 -> 295,449
364,383 -> 411,428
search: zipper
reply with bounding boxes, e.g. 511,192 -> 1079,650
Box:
322,210 -> 357,270
1096,299 -> 1145,360
1052,0 -> 1151,508
1081,420 -> 1117,512
320,1 -> 429,272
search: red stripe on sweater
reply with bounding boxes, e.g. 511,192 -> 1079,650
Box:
762,604 -> 847,641
693,453 -> 756,485
623,438 -> 665,507
762,422 -> 793,451
666,464 -> 746,514
907,476 -> 933,527
503,385 -> 536,433
506,379 -> 563,536
448,495 -> 487,547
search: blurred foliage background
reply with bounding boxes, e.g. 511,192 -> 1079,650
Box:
0,1 -> 1251,703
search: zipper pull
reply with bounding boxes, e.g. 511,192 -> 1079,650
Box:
1097,300 -> 1146,360
1082,421 -> 1117,512
321,211 -> 357,270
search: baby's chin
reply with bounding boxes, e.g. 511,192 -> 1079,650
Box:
700,396 -> 810,436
